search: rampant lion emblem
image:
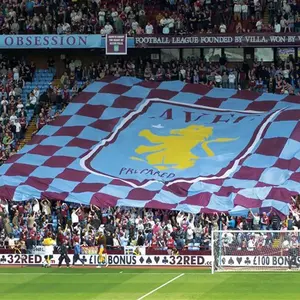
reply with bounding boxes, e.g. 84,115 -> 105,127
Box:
131,125 -> 237,170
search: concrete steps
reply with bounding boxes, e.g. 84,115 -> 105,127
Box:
19,118 -> 37,149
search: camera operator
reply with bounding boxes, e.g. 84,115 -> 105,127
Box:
58,240 -> 71,268
288,235 -> 300,270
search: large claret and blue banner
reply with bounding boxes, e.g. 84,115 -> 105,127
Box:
0,77 -> 299,215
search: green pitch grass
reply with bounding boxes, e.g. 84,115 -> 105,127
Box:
0,267 -> 299,300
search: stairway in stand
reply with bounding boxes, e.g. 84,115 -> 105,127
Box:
18,69 -> 54,150
272,238 -> 280,250
19,118 -> 37,150
263,9 -> 269,25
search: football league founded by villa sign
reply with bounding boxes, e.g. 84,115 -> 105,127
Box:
1,33 -> 300,49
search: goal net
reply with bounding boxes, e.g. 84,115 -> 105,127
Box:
212,230 -> 300,273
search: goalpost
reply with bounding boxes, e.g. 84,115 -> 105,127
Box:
211,230 -> 300,273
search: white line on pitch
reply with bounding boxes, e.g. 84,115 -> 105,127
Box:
0,272 -> 297,276
0,272 -> 202,275
136,273 -> 185,300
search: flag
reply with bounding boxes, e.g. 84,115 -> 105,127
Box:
0,77 -> 299,215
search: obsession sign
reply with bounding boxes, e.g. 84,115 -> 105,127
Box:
1,35 -> 103,49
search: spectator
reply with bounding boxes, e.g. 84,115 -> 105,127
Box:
255,1 -> 262,20
27,92 -> 37,107
256,77 -> 264,93
115,16 -> 124,34
33,87 -> 40,100
219,23 -> 227,33
236,22 -> 243,33
256,19 -> 263,31
137,232 -> 145,246
234,3 -> 242,21
275,21 -> 281,33
1,98 -> 8,114
0,0 -> 290,35
228,71 -> 236,89
222,72 -> 229,88
145,22 -> 154,34
103,22 -> 113,35
215,73 -> 222,87
160,15 -> 169,34
132,19 -> 139,33
14,119 -> 21,141
241,2 -> 249,20
12,211 -> 19,228
260,211 -> 270,230
283,0 -> 291,15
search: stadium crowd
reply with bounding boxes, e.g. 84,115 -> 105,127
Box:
0,0 -> 299,35
0,0 -> 299,256
0,55 -> 72,166
58,54 -> 300,94
0,53 -> 298,256
0,197 -> 298,254
0,57 -> 36,164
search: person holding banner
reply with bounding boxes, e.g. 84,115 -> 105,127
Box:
96,229 -> 108,268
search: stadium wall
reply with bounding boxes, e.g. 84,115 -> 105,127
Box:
0,254 -> 298,268
0,254 -> 212,267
